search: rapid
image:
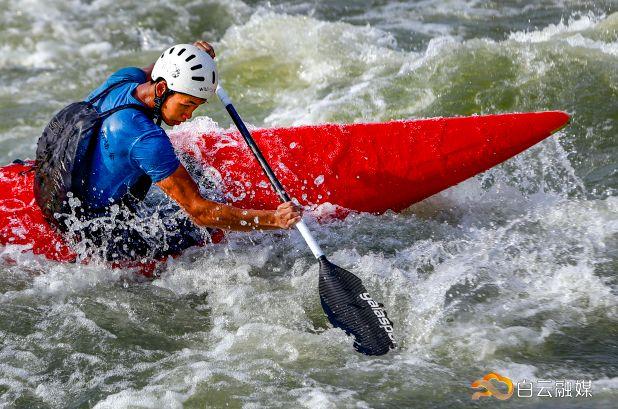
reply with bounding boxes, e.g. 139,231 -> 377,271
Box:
0,1 -> 616,408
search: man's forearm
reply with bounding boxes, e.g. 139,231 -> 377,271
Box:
156,164 -> 300,232
190,199 -> 280,231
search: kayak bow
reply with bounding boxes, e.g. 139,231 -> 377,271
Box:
171,111 -> 570,213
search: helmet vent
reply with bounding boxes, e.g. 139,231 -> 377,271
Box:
178,48 -> 186,56
212,72 -> 215,84
190,64 -> 202,71
185,54 -> 196,62
192,76 -> 205,81
169,47 -> 175,54
160,53 -> 164,59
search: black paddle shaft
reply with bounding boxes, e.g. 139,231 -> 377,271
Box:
222,104 -> 291,204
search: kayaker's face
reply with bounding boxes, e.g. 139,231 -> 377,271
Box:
161,92 -> 206,126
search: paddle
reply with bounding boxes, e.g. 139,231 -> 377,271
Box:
216,86 -> 396,355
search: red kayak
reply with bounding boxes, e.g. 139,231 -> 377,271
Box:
0,111 -> 569,262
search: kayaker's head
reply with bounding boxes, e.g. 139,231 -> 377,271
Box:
150,44 -> 218,126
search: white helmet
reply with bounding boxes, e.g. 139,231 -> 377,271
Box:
151,43 -> 218,102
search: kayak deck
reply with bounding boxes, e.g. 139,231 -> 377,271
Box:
0,111 -> 570,262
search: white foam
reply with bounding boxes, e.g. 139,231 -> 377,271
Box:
1,3 -> 616,408
509,13 -> 605,43
289,386 -> 364,409
93,389 -> 186,409
218,11 -> 413,126
594,377 -> 618,392
564,33 -> 618,56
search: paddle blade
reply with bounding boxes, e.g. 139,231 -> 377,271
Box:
318,256 -> 396,355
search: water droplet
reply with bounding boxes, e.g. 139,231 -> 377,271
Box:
314,175 -> 324,186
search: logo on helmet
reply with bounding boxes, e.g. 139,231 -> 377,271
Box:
170,64 -> 180,78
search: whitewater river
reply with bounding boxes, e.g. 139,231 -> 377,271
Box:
0,0 -> 616,408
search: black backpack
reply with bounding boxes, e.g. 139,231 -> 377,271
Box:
34,79 -> 152,231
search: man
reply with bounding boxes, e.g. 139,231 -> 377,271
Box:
59,41 -> 301,261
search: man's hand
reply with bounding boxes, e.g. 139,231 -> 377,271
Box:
273,201 -> 302,229
193,41 -> 215,59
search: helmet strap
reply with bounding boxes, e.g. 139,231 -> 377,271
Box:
153,83 -> 174,126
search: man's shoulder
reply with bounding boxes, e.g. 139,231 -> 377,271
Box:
87,67 -> 147,103
107,67 -> 147,84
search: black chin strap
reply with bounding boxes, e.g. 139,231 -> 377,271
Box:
153,85 -> 174,126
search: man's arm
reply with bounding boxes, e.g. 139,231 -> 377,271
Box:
156,165 -> 301,231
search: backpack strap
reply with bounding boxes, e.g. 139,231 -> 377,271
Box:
88,78 -> 137,104
88,78 -> 155,120
99,103 -> 153,119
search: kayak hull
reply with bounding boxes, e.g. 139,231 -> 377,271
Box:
172,111 -> 570,213
0,111 -> 570,263
0,163 -> 75,261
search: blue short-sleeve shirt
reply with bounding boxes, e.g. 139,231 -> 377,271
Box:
78,67 -> 180,208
